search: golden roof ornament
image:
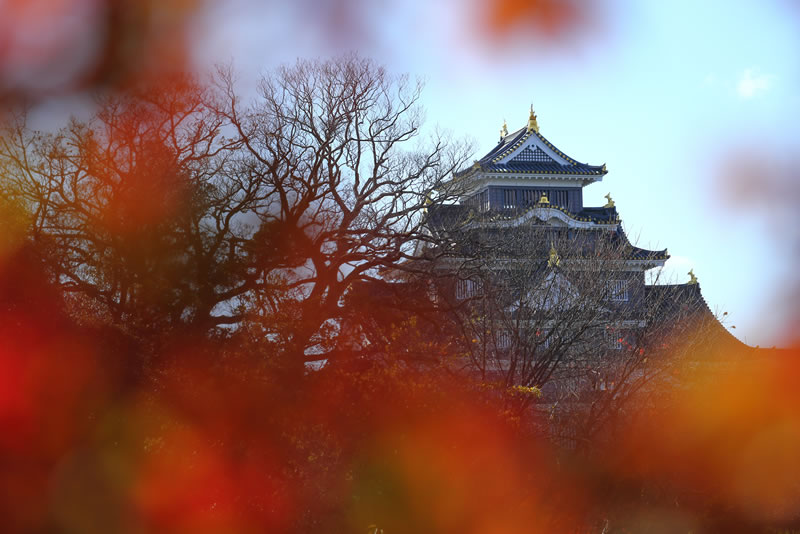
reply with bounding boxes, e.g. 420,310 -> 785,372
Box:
687,269 -> 698,285
527,104 -> 539,133
537,193 -> 550,206
603,193 -> 615,208
500,119 -> 508,138
548,244 -> 561,268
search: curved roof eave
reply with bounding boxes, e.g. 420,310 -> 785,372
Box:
457,125 -> 607,179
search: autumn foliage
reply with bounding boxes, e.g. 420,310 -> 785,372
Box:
1,59 -> 799,532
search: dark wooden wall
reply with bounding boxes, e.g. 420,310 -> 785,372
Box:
467,186 -> 583,213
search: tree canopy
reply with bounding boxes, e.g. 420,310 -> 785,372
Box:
1,56 -> 469,365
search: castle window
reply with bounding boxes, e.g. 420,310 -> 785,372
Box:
456,279 -> 482,300
521,188 -> 559,207
606,280 -> 629,302
522,189 -> 537,206
465,190 -> 490,211
496,330 -> 512,350
605,329 -> 624,350
536,329 -> 552,349
503,189 -> 516,209
551,190 -> 569,209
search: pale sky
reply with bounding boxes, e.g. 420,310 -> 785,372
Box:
191,0 -> 800,347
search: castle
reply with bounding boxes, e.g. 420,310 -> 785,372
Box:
414,108 -> 746,424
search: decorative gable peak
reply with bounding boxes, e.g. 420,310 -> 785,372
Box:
452,106 -> 607,184
548,244 -> 561,267
527,105 -> 539,133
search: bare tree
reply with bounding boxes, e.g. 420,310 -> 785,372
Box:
213,56 -> 470,365
0,57 -> 470,369
422,207 -> 721,447
0,79 -> 243,333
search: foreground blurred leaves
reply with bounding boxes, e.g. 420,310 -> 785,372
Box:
0,0 -> 199,104
0,56 -> 798,532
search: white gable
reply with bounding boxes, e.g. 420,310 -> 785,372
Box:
509,146 -> 557,165
463,206 -> 619,231
494,132 -> 571,166
509,270 -> 580,313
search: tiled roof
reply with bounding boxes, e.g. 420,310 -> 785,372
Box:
483,160 -> 604,175
616,227 -> 669,260
456,126 -> 606,177
427,204 -> 619,230
424,204 -> 669,262
644,283 -> 749,352
577,207 -> 618,223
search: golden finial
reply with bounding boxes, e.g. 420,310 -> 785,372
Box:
537,193 -> 549,206
603,193 -> 615,208
527,104 -> 539,133
687,269 -> 698,285
500,119 -> 508,138
548,244 -> 560,268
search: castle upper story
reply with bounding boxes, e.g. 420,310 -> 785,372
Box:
451,107 -> 606,214
426,108 -> 668,272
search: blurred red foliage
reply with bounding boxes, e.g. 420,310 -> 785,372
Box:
2,243 -> 797,531
477,0 -> 603,48
0,1 -> 798,525
487,0 -> 583,36
0,0 -> 198,102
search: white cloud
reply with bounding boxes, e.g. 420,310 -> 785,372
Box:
736,68 -> 774,99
